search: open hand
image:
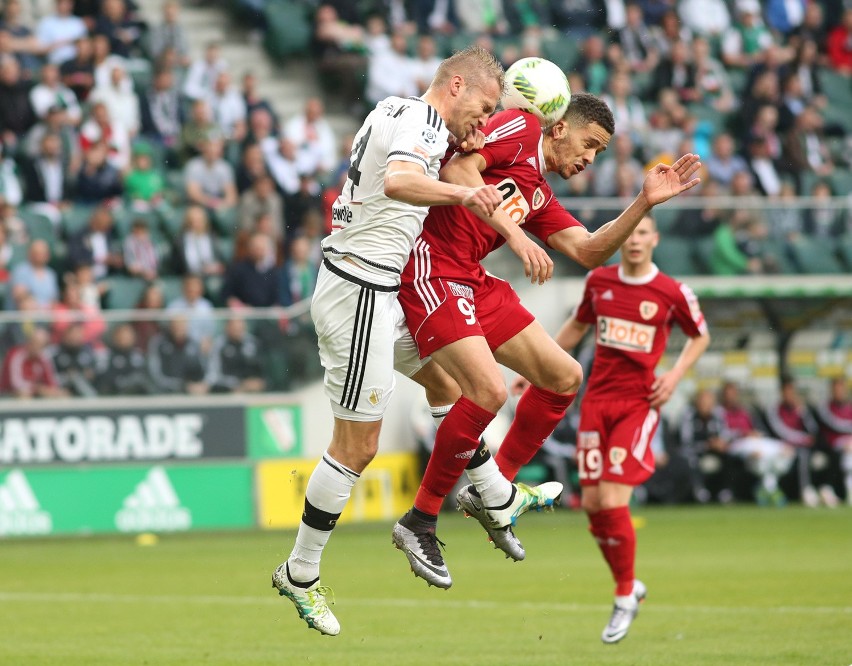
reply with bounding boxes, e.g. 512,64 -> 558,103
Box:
505,233 -> 553,285
642,153 -> 702,207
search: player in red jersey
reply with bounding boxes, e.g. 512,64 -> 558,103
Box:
390,93 -> 703,588
554,214 -> 710,643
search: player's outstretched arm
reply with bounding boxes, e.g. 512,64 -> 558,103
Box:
648,331 -> 711,408
440,153 -> 554,285
547,153 -> 702,269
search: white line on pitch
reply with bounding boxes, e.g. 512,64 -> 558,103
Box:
0,591 -> 848,615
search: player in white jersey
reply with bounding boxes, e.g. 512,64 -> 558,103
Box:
272,46 -> 553,636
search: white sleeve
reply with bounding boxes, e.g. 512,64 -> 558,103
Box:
386,103 -> 448,173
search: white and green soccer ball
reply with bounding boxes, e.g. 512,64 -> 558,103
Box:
502,57 -> 571,126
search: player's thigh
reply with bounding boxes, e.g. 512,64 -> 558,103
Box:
408,359 -> 462,408
493,319 -> 583,394
311,270 -> 397,419
430,336 -> 506,412
602,400 -> 660,486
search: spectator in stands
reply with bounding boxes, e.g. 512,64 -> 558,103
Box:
147,316 -> 208,395
179,99 -> 218,163
66,205 -> 122,280
236,141 -> 270,193
21,131 -> 74,208
802,180 -> 845,238
551,0 -> 609,37
0,327 -> 67,398
0,55 -> 36,147
575,33 -> 610,95
48,320 -> 98,396
410,35 -> 442,94
239,174 -> 284,241
455,0 -> 509,35
123,219 -> 160,281
184,137 -> 238,225
52,275 -> 105,343
90,65 -> 141,137
814,378 -> 852,505
124,143 -> 166,211
264,136 -> 300,202
75,140 -> 123,203
710,205 -> 773,275
60,35 -> 95,102
746,134 -> 783,197
719,380 -> 794,506
279,233 -> 317,307
284,97 -> 336,178
651,39 -> 698,103
91,32 -> 128,92
95,323 -> 152,395
140,66 -> 183,156
9,240 -> 59,308
789,39 -> 826,109
692,36 -> 735,113
790,2 -> 827,54
827,8 -> 852,74
36,0 -> 87,66
183,40 -> 227,102
678,0 -> 730,36
23,105 -> 81,179
721,0 -> 775,70
29,62 -> 81,125
365,30 -> 417,106
79,100 -> 131,171
650,9 -> 692,60
208,70 -> 247,143
94,0 -> 143,59
166,273 -> 216,352
642,89 -> 688,161
221,231 -> 278,308
781,106 -> 834,193
674,179 -> 724,238
678,388 -> 735,503
407,0 -> 458,36
705,133 -> 748,188
1,0 -> 42,77
312,4 -> 368,106
132,282 -> 164,351
148,0 -> 190,67
0,142 -> 23,208
205,317 -> 266,393
242,72 -> 279,131
175,205 -> 224,277
764,378 -> 832,507
601,71 -> 648,149
766,0 -> 806,37
591,133 -> 642,197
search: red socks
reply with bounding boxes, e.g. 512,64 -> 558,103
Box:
414,396 -> 496,515
588,506 -> 636,597
495,386 -> 576,481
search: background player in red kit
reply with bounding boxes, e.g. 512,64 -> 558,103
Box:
390,94 -> 703,588
554,214 -> 710,644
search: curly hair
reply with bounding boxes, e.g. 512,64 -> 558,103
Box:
563,92 -> 615,136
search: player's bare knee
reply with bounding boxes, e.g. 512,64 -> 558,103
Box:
581,493 -> 601,514
471,380 -> 507,413
540,355 -> 583,394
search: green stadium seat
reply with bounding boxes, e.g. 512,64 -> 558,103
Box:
652,206 -> 678,234
819,70 -> 852,108
542,38 -> 579,71
19,206 -> 56,246
216,236 -> 235,263
159,276 -> 184,304
263,0 -> 312,61
62,205 -> 97,238
694,236 -> 716,273
654,237 -> 698,275
105,276 -> 147,309
761,237 -> 796,274
838,234 -> 852,270
829,169 -> 852,197
787,236 -> 844,274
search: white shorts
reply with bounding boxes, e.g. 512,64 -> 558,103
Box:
311,260 -> 426,422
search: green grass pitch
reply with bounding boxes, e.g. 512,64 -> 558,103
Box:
1,506 -> 850,665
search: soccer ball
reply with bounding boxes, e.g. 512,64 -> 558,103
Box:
502,57 -> 571,126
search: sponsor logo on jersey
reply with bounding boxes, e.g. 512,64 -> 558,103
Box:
331,203 -> 355,227
639,300 -> 659,320
531,187 -> 545,210
115,467 -> 191,532
447,281 -> 474,301
0,470 -> 52,536
596,316 -> 656,353
421,127 -> 438,144
578,431 -> 600,450
493,177 -> 531,224
610,447 -> 627,465
601,289 -> 614,301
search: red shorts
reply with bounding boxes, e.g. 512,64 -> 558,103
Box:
399,270 -> 534,358
577,398 -> 659,487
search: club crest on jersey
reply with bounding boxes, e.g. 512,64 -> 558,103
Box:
368,388 -> 383,406
610,447 -> 627,466
421,128 -> 437,144
531,187 -> 545,210
639,300 -> 659,320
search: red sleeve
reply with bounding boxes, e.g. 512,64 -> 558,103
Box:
477,110 -> 540,170
670,280 -> 708,338
574,272 -> 597,325
525,190 -> 586,245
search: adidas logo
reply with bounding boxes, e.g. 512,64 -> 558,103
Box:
526,156 -> 537,168
0,470 -> 52,536
602,289 -> 614,301
115,467 -> 191,532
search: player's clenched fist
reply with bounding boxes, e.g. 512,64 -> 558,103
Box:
461,184 -> 503,218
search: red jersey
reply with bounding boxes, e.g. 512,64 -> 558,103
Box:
414,109 -> 584,286
0,346 -> 58,394
576,264 -> 707,401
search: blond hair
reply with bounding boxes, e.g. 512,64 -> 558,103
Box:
431,45 -> 504,91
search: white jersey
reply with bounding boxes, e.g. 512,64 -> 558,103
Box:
323,96 -> 450,287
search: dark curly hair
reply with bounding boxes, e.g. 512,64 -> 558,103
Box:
563,92 -> 615,136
